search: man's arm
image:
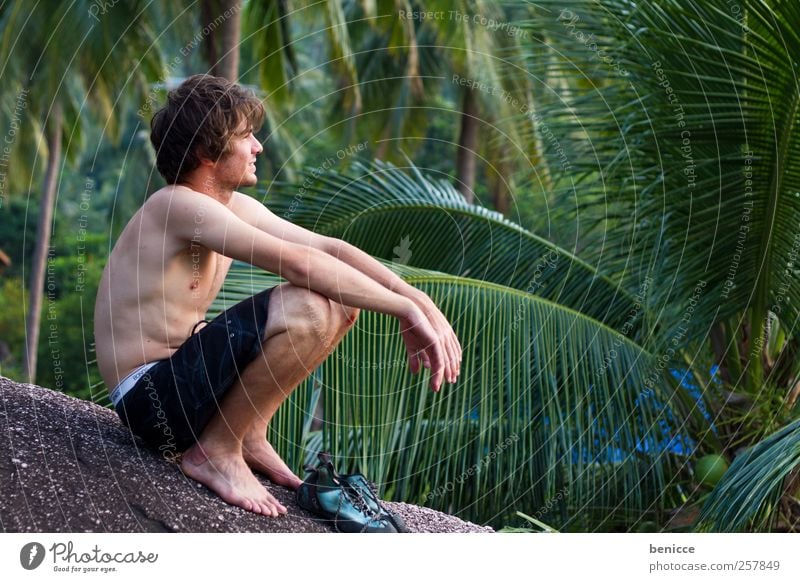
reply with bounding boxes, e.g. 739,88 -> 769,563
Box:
232,193 -> 462,383
167,189 -> 449,390
233,193 -> 426,300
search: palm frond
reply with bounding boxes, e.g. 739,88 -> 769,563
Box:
264,158 -> 646,335
516,0 -> 800,357
695,418 -> 800,532
214,260 -> 689,529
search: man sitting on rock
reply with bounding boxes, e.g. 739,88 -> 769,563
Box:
93,74 -> 461,517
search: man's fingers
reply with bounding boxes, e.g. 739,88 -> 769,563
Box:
427,344 -> 446,392
406,345 -> 420,374
440,330 -> 460,383
421,351 -> 431,369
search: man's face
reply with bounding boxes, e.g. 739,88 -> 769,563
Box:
212,128 -> 263,189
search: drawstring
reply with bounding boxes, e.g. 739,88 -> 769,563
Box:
191,319 -> 209,335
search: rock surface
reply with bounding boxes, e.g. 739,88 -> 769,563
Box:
0,377 -> 492,533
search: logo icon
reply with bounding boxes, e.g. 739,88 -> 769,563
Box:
20,542 -> 45,570
392,235 -> 413,266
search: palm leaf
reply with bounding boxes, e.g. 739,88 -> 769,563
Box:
518,0 -> 800,363
695,418 -> 800,532
264,158 -> 645,335
213,260 -> 689,529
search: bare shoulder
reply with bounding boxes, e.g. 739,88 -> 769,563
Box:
150,185 -> 234,221
229,191 -> 270,225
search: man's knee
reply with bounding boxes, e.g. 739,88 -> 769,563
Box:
331,303 -> 360,331
270,284 -> 331,340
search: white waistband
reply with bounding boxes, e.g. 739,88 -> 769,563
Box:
109,362 -> 159,407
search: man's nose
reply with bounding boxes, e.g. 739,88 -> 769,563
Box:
252,136 -> 263,154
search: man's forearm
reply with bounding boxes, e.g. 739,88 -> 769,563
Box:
278,244 -> 416,318
324,239 -> 425,303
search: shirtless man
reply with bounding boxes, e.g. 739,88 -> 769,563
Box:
94,74 -> 461,517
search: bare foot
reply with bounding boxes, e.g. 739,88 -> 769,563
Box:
242,437 -> 303,490
180,442 -> 287,516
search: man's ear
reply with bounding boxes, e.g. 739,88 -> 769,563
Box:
196,150 -> 216,168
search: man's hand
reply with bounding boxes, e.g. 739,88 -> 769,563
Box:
410,291 -> 462,387
398,297 -> 462,392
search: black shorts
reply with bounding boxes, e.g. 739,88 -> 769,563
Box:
114,287 -> 274,456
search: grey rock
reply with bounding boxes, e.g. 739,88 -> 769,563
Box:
0,377 -> 492,533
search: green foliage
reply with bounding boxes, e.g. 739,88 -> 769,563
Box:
0,277 -> 27,378
0,197 -> 38,279
216,160 -> 696,530
34,243 -> 105,400
520,0 -> 800,529
695,419 -> 800,532
268,158 -> 643,333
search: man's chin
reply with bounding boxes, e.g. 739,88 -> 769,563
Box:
236,174 -> 258,188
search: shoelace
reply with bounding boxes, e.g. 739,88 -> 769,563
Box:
334,476 -> 386,533
348,475 -> 383,509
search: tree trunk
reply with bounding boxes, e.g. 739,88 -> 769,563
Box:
489,143 -> 512,215
24,102 -> 62,383
455,87 -> 479,203
210,0 -> 242,82
201,0 -> 218,74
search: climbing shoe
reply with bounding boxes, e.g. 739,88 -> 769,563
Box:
296,452 -> 408,533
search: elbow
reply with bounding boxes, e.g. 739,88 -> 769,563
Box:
279,245 -> 314,284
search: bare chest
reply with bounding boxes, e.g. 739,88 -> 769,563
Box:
181,243 -> 232,304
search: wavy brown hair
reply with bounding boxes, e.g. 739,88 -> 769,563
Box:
149,74 -> 265,184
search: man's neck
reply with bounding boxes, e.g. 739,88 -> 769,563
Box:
178,173 -> 234,205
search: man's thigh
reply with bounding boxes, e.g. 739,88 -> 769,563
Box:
116,287 -> 276,452
264,283 -> 358,343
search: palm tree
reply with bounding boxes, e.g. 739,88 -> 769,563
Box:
0,1 -> 162,382
210,0 -> 800,531
517,0 -> 800,530
274,1 -> 534,210
201,0 -> 242,81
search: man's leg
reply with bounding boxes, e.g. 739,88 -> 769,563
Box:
180,284 -> 359,516
242,288 -> 360,488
